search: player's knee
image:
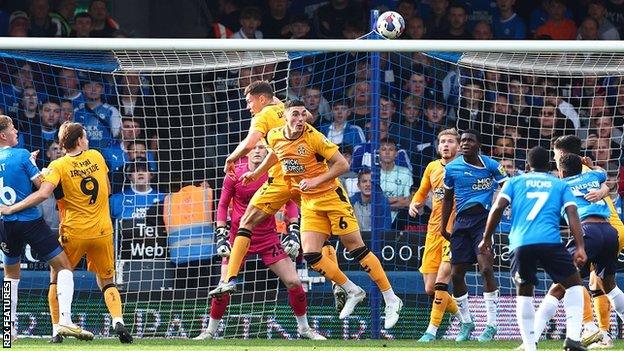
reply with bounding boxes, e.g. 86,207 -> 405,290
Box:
242,207 -> 267,227
548,284 -> 566,300
303,252 -> 322,266
349,246 -> 370,261
282,278 -> 301,290
236,228 -> 252,239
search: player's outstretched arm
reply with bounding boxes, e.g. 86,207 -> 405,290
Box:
241,150 -> 278,185
0,181 -> 54,215
479,196 -> 509,255
585,182 -> 609,203
299,151 -> 349,191
439,187 -> 454,240
565,205 -> 587,268
225,130 -> 264,176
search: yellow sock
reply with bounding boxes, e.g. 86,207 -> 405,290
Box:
358,252 -> 391,292
593,294 -> 611,331
103,285 -> 123,319
430,289 -> 450,327
310,254 -> 348,285
583,288 -> 594,324
48,283 -> 59,325
446,292 -> 458,314
321,242 -> 338,264
226,233 -> 251,281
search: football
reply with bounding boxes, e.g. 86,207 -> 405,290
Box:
376,11 -> 405,39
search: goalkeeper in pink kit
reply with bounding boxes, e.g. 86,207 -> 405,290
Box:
194,141 -> 325,340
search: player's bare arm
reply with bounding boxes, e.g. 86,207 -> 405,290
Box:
225,130 -> 264,176
479,196 -> 509,255
440,187 -> 454,241
0,181 -> 55,215
564,205 -> 587,268
241,150 -> 278,185
299,151 -> 348,191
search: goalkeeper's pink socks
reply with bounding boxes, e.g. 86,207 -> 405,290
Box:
288,285 -> 307,316
210,294 -> 230,319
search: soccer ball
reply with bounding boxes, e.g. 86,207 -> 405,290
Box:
376,11 -> 405,39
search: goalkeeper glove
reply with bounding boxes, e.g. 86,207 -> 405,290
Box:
215,226 -> 231,258
282,222 -> 301,261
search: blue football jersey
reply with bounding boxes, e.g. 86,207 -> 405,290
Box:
0,146 -> 42,221
109,187 -> 165,220
500,172 -> 576,251
443,154 -> 507,213
563,170 -> 610,222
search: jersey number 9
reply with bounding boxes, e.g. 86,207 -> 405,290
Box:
80,176 -> 99,204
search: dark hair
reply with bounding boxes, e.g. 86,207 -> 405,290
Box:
0,115 -> 13,133
331,98 -> 351,108
558,153 -> 583,177
240,6 -> 262,21
244,80 -> 274,98
554,135 -> 582,155
357,167 -> 371,182
340,144 -> 353,155
58,121 -> 85,150
125,157 -> 149,174
527,146 -> 550,171
462,129 -> 481,143
74,12 -> 92,21
379,137 -> 397,147
284,99 -> 306,109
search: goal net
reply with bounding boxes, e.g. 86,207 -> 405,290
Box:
1,40 -> 623,340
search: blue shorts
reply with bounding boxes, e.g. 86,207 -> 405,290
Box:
1,217 -> 63,265
567,222 -> 619,278
450,206 -> 487,264
510,243 -> 578,286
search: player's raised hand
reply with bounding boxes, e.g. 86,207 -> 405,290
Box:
223,157 -> 236,178
581,156 -> 595,169
240,171 -> 257,185
408,201 -> 424,217
30,149 -> 39,161
573,247 -> 587,268
299,177 -> 321,192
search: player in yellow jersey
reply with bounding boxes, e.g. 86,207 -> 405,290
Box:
209,82 -> 342,307
409,128 -> 461,342
240,100 -> 403,328
0,122 -> 132,343
530,135 -> 624,349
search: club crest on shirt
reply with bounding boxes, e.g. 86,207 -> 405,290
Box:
297,145 -> 306,155
433,187 -> 445,200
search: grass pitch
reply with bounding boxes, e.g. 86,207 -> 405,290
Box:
9,338 -> 624,350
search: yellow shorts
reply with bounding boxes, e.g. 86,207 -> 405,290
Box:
61,233 -> 115,279
300,187 -> 359,235
420,233 -> 451,274
250,178 -> 300,215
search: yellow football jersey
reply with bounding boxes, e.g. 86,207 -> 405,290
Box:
266,124 -> 340,195
412,159 -> 455,235
43,149 -> 113,239
250,102 -> 285,180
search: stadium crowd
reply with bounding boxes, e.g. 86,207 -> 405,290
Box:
0,0 -> 624,232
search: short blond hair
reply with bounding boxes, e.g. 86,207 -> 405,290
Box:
0,115 -> 13,132
438,128 -> 459,142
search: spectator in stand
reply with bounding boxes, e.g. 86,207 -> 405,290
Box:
14,87 -> 43,153
403,16 -> 426,40
399,95 -> 423,127
544,87 -> 580,130
605,0 -> 624,38
89,0 -> 120,37
425,0 -> 449,39
57,68 -> 85,108
231,7 -> 263,39
320,99 -> 365,147
109,140 -> 156,193
114,73 -> 158,143
534,0 -> 577,40
348,80 -> 371,129
103,116 -> 157,172
40,100 -> 60,142
580,114 -> 623,149
109,159 -> 165,220
378,137 -> 413,226
287,13 -> 311,39
1,63 -> 47,116
352,120 -> 411,172
338,144 -> 359,196
8,11 -> 30,37
472,20 -> 494,39
71,12 -> 92,37
314,0 -> 365,39
403,71 -> 428,105
526,102 -> 574,151
74,74 -> 121,149
457,79 -> 494,147
29,0 -> 60,37
284,61 -> 312,101
493,0 -> 527,39
38,139 -> 64,234
350,168 -> 392,231
50,0 -> 77,37
578,94 -> 609,128
588,0 -> 620,40
497,158 -> 518,177
421,98 -> 448,144
577,17 -> 601,40
491,136 -> 516,159
439,3 -> 470,39
507,75 -> 531,123
395,0 -> 418,21
59,99 -> 74,123
260,0 -> 291,38
303,85 -> 331,127
586,137 -> 621,172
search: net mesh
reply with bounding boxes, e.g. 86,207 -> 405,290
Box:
1,45 -> 623,340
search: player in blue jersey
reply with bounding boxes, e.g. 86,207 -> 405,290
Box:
0,115 -> 93,342
440,129 -> 507,342
479,146 -> 587,351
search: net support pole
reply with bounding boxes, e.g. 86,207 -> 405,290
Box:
368,9 -> 382,340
